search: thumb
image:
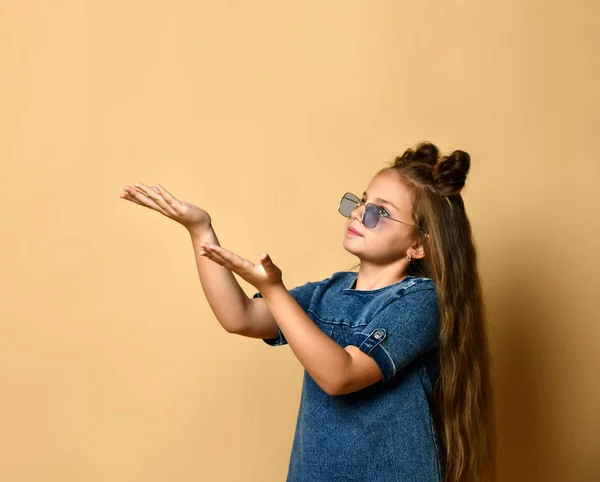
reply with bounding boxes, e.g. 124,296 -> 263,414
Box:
260,253 -> 273,267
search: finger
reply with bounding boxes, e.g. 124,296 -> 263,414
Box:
121,186 -> 165,212
200,243 -> 232,263
204,246 -> 239,269
154,184 -> 182,208
123,184 -> 159,199
121,185 -> 171,216
199,248 -> 229,268
260,253 -> 280,275
121,190 -> 146,207
260,253 -> 274,269
205,245 -> 253,271
215,245 -> 254,269
202,248 -> 244,275
133,183 -> 179,217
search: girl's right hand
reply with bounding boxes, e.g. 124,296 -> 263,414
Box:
120,182 -> 212,232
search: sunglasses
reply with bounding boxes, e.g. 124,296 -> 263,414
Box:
338,192 -> 423,231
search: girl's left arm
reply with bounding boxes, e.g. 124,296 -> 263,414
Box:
260,283 -> 382,396
198,243 -> 382,395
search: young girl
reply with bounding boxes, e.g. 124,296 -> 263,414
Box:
120,141 -> 497,482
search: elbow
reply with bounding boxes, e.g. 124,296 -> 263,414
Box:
321,352 -> 355,396
323,385 -> 339,397
222,320 -> 246,335
324,383 -> 352,397
321,376 -> 346,397
226,325 -> 246,335
322,383 -> 338,397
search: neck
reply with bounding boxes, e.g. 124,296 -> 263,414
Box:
353,261 -> 408,290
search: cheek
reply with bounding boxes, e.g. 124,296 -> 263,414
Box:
370,221 -> 397,239
373,227 -> 410,250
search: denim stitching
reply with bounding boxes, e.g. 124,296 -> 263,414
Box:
356,328 -> 384,352
377,342 -> 397,379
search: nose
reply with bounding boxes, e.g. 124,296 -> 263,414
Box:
350,202 -> 364,224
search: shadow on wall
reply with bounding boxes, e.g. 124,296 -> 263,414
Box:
492,265 -> 586,482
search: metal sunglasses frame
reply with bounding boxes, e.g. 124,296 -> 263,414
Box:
338,192 -> 427,234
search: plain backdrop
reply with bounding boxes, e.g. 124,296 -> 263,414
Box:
1,1 -> 599,481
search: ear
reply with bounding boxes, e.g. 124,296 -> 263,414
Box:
410,236 -> 427,260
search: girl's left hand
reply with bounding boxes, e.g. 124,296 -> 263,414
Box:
199,243 -> 283,293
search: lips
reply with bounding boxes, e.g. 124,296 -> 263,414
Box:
347,226 -> 363,236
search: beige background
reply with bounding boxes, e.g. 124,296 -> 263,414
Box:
1,1 -> 599,481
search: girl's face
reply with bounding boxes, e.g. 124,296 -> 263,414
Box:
343,170 -> 419,264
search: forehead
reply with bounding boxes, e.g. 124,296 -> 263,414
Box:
365,171 -> 413,213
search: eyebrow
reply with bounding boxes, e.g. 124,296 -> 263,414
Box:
362,191 -> 399,212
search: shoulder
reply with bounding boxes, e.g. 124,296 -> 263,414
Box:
368,276 -> 439,316
283,271 -> 351,297
399,276 -> 437,296
305,270 -> 356,289
402,274 -> 435,289
389,277 -> 440,317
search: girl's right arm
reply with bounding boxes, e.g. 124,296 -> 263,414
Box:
120,182 -> 278,339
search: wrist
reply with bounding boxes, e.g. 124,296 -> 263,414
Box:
187,222 -> 213,239
258,281 -> 286,299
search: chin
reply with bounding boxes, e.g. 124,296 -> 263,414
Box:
342,238 -> 360,255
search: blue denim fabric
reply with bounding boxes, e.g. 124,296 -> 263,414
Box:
253,271 -> 443,482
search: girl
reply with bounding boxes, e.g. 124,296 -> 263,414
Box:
120,141 -> 497,482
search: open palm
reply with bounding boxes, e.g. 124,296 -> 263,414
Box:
199,243 -> 283,292
120,182 -> 211,232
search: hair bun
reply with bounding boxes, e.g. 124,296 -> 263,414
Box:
393,141 -> 439,168
432,150 -> 470,196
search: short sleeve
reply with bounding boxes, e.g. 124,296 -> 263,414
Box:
348,287 -> 440,382
252,280 -> 319,346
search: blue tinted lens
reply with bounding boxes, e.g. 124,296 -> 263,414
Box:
363,204 -> 380,227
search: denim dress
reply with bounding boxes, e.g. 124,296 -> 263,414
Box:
253,271 -> 443,482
